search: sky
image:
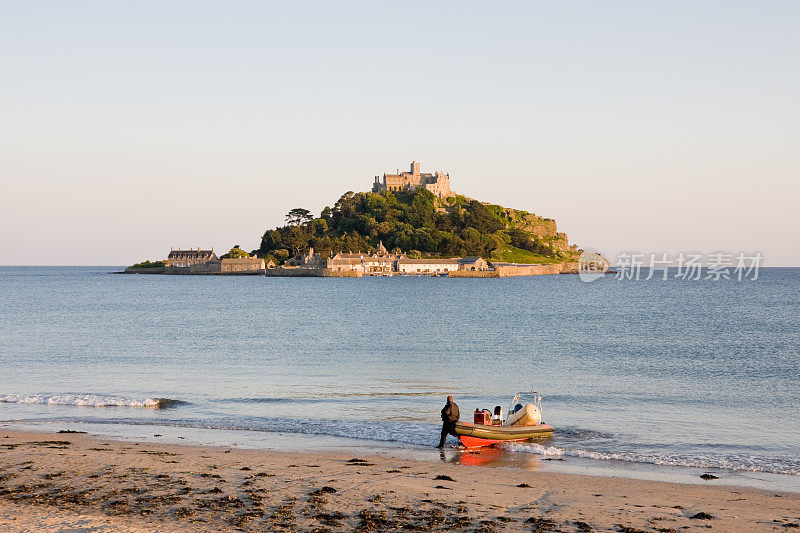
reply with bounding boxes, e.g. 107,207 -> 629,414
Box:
1,1 -> 798,266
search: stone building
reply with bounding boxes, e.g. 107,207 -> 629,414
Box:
298,247 -> 325,268
360,241 -> 402,274
221,256 -> 265,274
458,257 -> 490,271
164,248 -> 221,273
396,258 -> 460,275
326,254 -> 364,273
321,241 -> 405,274
372,161 -> 452,199
166,248 -> 218,268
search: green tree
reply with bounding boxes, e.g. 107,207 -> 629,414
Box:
256,188 -> 566,263
130,260 -> 165,269
343,231 -> 369,252
311,218 -> 328,235
220,245 -> 250,259
260,229 -> 283,252
462,227 -> 484,255
286,208 -> 313,226
284,225 -> 310,257
413,227 -> 436,252
409,189 -> 436,228
465,200 -> 505,233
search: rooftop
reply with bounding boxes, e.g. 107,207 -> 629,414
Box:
397,258 -> 460,264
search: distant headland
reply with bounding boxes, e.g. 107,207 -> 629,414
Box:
126,161 -> 608,277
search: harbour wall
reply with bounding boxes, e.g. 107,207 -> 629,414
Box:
449,262 -> 580,278
264,268 -> 362,278
123,267 -> 165,274
124,263 -> 583,278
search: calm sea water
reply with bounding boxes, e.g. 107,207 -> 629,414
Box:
1,267 -> 798,489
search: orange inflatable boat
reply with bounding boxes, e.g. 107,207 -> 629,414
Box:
453,392 -> 554,448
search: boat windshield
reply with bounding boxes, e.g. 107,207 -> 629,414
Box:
508,392 -> 542,415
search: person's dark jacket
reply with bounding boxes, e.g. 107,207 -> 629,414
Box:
441,400 -> 460,424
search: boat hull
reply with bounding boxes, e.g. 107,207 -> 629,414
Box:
454,421 -> 553,448
507,403 -> 541,426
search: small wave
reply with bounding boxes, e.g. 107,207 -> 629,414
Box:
502,442 -> 800,476
216,394 -> 449,405
8,415 -> 437,448
0,394 -> 186,409
150,398 -> 187,408
548,426 -> 616,441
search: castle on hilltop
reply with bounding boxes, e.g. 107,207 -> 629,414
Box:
372,161 -> 452,199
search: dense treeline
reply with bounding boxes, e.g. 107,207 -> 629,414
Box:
130,260 -> 165,269
257,189 -> 555,263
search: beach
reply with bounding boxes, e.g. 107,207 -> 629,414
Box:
1,429 -> 797,532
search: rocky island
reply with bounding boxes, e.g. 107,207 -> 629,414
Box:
127,161 -> 608,277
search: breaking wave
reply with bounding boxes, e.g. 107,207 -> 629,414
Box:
0,394 -> 186,409
501,442 -> 800,476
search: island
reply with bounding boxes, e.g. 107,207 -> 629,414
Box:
126,161 -> 609,277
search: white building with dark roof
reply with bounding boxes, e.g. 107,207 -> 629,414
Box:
396,258 -> 460,275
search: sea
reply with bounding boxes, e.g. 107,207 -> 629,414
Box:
1,266 -> 798,492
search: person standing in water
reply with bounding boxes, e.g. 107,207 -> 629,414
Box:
437,395 -> 460,448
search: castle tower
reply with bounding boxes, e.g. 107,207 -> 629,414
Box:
371,161 -> 452,198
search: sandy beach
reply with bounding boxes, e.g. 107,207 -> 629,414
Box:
0,429 -> 797,532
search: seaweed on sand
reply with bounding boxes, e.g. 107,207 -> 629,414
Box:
355,508 -> 395,532
268,497 -> 297,529
309,486 -> 337,496
347,458 -> 375,466
526,516 -> 558,532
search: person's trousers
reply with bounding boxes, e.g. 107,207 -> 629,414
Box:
438,421 -> 456,447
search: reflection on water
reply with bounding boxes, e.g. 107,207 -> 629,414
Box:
445,447 -> 538,469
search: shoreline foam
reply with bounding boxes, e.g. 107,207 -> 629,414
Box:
6,411 -> 799,484
0,394 -> 186,409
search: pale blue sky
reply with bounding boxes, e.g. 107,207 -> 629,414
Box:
1,1 -> 798,265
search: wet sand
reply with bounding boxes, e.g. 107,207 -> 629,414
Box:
0,429 -> 798,532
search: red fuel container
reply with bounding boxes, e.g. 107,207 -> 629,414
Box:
473,409 -> 492,425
